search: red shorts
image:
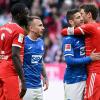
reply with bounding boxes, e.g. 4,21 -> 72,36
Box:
0,76 -> 21,100
84,73 -> 100,100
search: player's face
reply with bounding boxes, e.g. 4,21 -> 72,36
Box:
31,19 -> 45,37
73,12 -> 84,27
80,9 -> 88,23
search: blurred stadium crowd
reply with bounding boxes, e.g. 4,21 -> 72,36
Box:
0,0 -> 100,63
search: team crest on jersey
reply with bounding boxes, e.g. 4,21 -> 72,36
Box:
18,34 -> 24,43
65,44 -> 71,51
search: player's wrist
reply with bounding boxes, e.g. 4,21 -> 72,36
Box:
67,27 -> 74,35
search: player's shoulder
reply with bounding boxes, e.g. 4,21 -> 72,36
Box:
63,36 -> 75,44
24,35 -> 30,43
39,37 -> 43,42
0,23 -> 13,34
63,35 -> 75,41
38,38 -> 44,44
87,22 -> 100,29
13,23 -> 24,32
24,35 -> 28,39
7,22 -> 24,33
96,22 -> 100,26
83,22 -> 97,28
98,22 -> 100,25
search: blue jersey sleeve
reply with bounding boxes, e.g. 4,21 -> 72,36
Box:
62,36 -> 92,66
65,56 -> 92,66
62,37 -> 74,57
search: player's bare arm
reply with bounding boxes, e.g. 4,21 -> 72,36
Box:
12,46 -> 26,98
42,62 -> 49,91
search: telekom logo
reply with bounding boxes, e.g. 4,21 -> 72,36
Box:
46,67 -> 60,80
45,63 -> 66,81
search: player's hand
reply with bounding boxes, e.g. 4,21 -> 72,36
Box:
43,77 -> 49,91
61,27 -> 74,36
90,49 -> 100,61
20,82 -> 27,98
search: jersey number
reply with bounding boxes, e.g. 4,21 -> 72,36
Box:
1,33 -> 5,40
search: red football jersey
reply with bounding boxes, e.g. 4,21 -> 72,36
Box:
0,22 -> 24,60
61,22 -> 100,73
0,22 -> 24,78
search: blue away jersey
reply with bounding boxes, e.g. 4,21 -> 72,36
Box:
62,36 -> 91,84
23,36 -> 44,88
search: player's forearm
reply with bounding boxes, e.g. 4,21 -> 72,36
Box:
12,47 -> 25,82
65,56 -> 92,66
12,56 -> 24,81
61,27 -> 84,36
74,27 -> 84,35
41,63 -> 48,79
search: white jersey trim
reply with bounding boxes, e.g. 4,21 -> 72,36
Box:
64,54 -> 74,56
88,73 -> 96,98
12,44 -> 22,48
78,27 -> 85,35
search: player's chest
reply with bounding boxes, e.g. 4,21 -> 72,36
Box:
25,43 -> 44,54
73,39 -> 85,56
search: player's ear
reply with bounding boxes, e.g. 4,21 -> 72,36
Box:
87,12 -> 92,18
29,25 -> 33,31
69,20 -> 74,26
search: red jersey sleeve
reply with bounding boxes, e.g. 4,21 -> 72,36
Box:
61,24 -> 94,36
74,24 -> 94,35
61,27 -> 74,36
61,28 -> 67,36
12,28 -> 24,48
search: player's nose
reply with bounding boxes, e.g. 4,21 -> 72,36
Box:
42,26 -> 45,31
80,16 -> 84,21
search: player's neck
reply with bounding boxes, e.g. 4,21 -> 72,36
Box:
12,19 -> 17,24
28,32 -> 38,40
12,18 -> 27,28
88,18 -> 96,23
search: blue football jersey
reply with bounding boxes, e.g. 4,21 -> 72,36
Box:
62,36 -> 91,84
23,36 -> 44,88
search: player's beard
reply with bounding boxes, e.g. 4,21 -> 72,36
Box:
35,32 -> 42,38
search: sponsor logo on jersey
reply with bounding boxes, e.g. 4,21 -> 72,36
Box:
65,44 -> 71,51
80,46 -> 85,56
31,55 -> 42,64
18,34 -> 24,43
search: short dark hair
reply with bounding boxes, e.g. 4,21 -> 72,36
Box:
80,3 -> 98,20
66,9 -> 79,21
27,16 -> 41,26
